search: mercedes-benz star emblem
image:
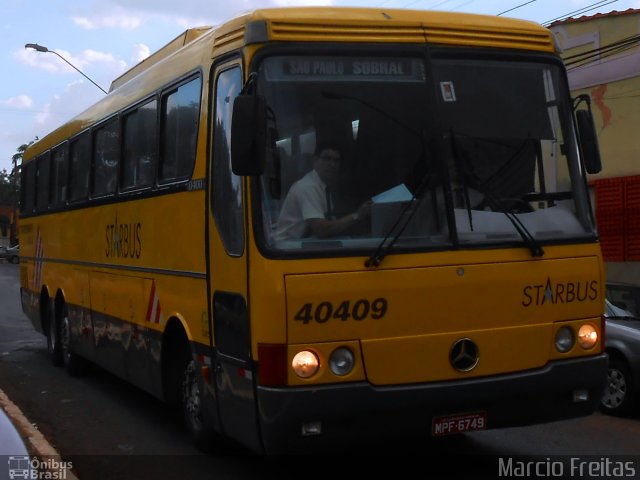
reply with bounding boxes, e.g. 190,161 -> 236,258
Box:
450,338 -> 479,372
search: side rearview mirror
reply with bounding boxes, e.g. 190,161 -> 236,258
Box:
576,109 -> 602,174
231,95 -> 267,176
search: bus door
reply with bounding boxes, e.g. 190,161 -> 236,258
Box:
207,61 -> 260,451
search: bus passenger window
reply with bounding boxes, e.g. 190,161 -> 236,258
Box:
160,76 -> 201,183
93,119 -> 119,196
69,133 -> 91,202
51,145 -> 69,206
123,99 -> 157,189
36,153 -> 51,210
23,162 -> 36,214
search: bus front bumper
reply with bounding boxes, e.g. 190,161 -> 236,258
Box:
256,354 -> 607,454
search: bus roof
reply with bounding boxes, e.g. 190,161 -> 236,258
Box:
109,26 -> 213,92
24,7 -> 554,160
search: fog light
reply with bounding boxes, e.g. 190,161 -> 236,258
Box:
577,323 -> 598,349
329,347 -> 355,376
292,350 -> 319,378
555,326 -> 574,353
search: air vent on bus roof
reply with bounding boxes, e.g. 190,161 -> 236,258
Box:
269,21 -> 426,43
267,20 -> 553,52
424,25 -> 554,51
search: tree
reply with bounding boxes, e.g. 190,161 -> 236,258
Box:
0,140 -> 37,243
0,169 -> 17,204
0,139 -> 37,206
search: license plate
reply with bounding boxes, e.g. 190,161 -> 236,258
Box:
432,412 -> 487,436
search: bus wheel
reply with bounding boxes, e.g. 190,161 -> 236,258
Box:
182,359 -> 214,449
601,357 -> 636,416
46,300 -> 63,367
60,308 -> 85,376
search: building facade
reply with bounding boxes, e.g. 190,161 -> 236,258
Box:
551,9 -> 640,282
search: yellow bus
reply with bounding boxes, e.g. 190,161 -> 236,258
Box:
20,7 -> 607,453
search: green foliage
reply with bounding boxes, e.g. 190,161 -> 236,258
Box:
0,168 -> 18,205
0,170 -> 17,205
1,140 -> 36,206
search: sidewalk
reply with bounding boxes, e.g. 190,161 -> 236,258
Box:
0,388 -> 78,480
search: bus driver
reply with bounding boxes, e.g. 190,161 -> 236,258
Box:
275,148 -> 372,240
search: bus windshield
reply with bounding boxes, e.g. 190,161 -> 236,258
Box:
255,52 -> 595,255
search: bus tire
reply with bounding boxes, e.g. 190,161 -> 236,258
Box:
45,300 -> 63,367
601,356 -> 637,416
182,358 -> 215,449
59,306 -> 86,376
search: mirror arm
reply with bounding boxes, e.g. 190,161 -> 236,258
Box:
572,94 -> 591,112
240,72 -> 258,96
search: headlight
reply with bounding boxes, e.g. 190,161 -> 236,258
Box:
292,350 -> 320,378
329,347 -> 355,376
555,326 -> 575,353
577,323 -> 598,349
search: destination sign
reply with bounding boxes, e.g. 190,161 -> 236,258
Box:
263,56 -> 425,82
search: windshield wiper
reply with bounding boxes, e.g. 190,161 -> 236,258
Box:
476,188 -> 544,257
319,90 -> 431,268
365,162 -> 433,268
450,134 -> 544,257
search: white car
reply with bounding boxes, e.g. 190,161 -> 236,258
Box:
0,408 -> 28,457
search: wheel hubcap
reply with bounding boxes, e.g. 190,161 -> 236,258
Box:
61,316 -> 71,362
183,362 -> 202,428
602,368 -> 627,409
48,316 -> 56,351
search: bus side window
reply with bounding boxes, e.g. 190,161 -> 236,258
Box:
159,76 -> 201,183
51,144 -> 69,206
122,99 -> 157,190
23,161 -> 36,214
36,152 -> 51,211
69,132 -> 91,202
93,118 -> 119,196
212,66 -> 244,256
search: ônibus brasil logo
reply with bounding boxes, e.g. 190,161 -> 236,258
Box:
7,456 -> 73,480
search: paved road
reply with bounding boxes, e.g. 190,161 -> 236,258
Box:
0,263 -> 638,479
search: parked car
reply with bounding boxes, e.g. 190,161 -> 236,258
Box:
0,406 -> 28,456
602,282 -> 640,416
0,245 -> 19,264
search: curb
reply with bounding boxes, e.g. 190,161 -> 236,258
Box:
0,388 -> 79,480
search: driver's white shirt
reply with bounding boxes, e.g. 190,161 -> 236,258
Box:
275,169 -> 327,240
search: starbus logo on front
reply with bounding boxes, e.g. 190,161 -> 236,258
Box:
521,277 -> 598,307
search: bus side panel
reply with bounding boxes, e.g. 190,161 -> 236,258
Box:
65,269 -> 95,361
211,292 -> 262,451
88,272 -> 156,394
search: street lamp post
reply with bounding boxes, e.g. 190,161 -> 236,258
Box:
25,43 -> 108,95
